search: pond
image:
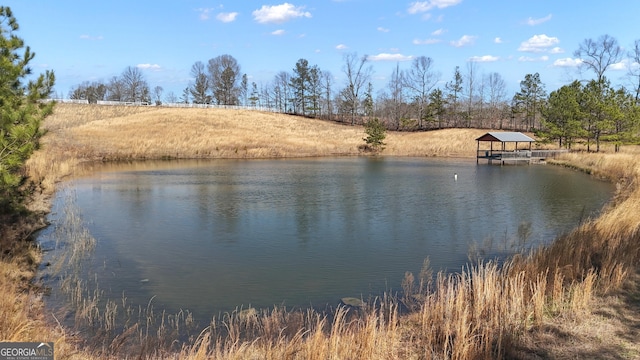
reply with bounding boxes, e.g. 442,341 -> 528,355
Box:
38,157 -> 614,322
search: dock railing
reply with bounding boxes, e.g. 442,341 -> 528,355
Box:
477,149 -> 569,164
530,149 -> 569,159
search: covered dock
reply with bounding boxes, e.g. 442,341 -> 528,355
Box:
476,132 -> 567,164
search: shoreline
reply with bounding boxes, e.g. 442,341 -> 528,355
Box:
4,104 -> 640,359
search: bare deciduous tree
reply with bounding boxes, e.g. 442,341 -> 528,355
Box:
208,54 -> 242,105
69,81 -> 107,103
341,52 -> 372,125
402,56 -> 440,128
272,71 -> 292,112
107,76 -> 125,101
164,91 -> 177,104
626,39 -> 640,103
486,72 -> 507,127
386,63 -> 406,130
153,85 -> 163,105
120,66 -> 150,103
464,61 -> 478,127
574,34 -> 622,83
322,71 -> 334,120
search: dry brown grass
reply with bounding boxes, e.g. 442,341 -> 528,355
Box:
3,103 -> 640,359
25,104 -> 491,196
41,104 -> 488,158
0,245 -> 84,359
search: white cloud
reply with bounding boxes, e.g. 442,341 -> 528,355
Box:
469,55 -> 499,62
367,53 -> 414,62
408,1 -> 430,13
336,44 -> 348,50
253,3 -> 311,24
408,0 -> 463,14
549,47 -> 564,54
421,13 -> 433,21
196,8 -> 215,20
450,35 -> 476,47
610,61 -> 627,71
216,12 -> 238,23
518,56 -> 549,62
553,58 -> 583,67
432,0 -> 463,8
137,64 -> 162,70
610,59 -> 640,71
518,34 -> 559,53
526,14 -> 552,26
80,34 -> 103,41
494,37 -> 503,44
271,29 -> 286,35
413,38 -> 442,45
432,28 -> 446,36
377,27 -> 390,33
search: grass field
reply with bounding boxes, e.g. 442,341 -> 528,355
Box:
26,104 -> 489,191
2,103 -> 639,359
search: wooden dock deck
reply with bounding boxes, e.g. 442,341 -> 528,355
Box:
477,149 -> 569,164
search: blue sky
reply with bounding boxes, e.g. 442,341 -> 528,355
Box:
5,0 -> 640,99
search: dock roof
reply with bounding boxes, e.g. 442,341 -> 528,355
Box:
476,132 -> 535,142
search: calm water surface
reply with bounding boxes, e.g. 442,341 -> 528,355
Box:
39,158 -> 613,320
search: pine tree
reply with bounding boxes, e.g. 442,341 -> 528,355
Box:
541,81 -> 585,149
445,66 -> 463,127
513,73 -> 546,131
291,58 -> 310,115
0,6 -> 55,211
362,118 -> 386,153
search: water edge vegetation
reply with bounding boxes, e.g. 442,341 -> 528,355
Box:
2,103 -> 640,359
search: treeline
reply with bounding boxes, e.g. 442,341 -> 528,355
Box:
68,34 -> 640,150
544,79 -> 638,151
68,66 -> 161,105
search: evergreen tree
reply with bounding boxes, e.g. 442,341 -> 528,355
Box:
541,81 -> 585,149
307,66 -> 322,116
0,6 -> 55,210
445,66 -> 463,127
363,118 -> 386,152
240,74 -> 248,106
291,58 -> 310,115
362,82 -> 374,118
248,82 -> 260,107
582,79 -> 613,152
189,61 -> 210,104
427,88 -> 446,129
600,85 -> 639,152
513,73 -> 546,131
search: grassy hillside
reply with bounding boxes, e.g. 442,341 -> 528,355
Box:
4,103 -> 639,359
26,104 -> 495,195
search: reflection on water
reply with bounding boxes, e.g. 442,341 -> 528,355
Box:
39,158 -> 613,320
